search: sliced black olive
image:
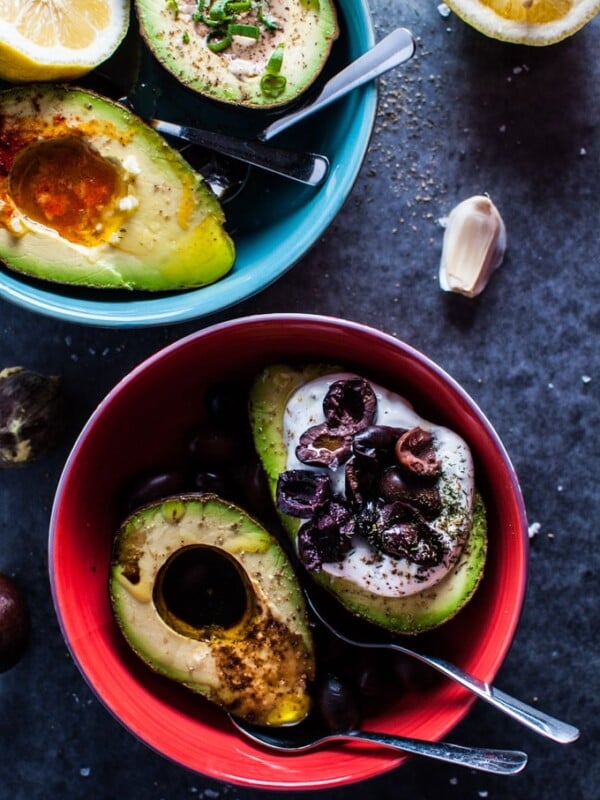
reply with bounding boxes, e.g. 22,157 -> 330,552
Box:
322,378 -> 377,433
378,466 -> 442,520
345,458 -> 378,509
297,514 -> 353,571
395,427 -> 442,478
295,423 -> 353,470
372,503 -> 445,567
352,424 -> 406,463
276,469 -> 331,517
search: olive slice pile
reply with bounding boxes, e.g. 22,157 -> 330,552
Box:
275,378 -> 446,571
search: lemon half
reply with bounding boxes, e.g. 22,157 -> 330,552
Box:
0,0 -> 130,82
445,0 -> 600,45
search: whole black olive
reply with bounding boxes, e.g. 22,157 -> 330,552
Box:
0,573 -> 30,672
316,672 -> 361,731
0,366 -> 65,467
353,650 -> 395,715
122,468 -> 190,514
186,422 -> 240,470
379,466 -> 442,519
239,459 -> 276,523
352,425 -> 405,462
204,381 -> 250,429
192,470 -> 231,498
392,652 -> 437,692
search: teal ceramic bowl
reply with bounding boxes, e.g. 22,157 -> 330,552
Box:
0,1 -> 377,327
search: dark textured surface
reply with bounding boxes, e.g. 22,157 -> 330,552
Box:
0,2 -> 598,799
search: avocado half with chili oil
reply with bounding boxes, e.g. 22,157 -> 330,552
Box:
110,493 -> 315,726
0,84 -> 235,291
135,0 -> 339,108
249,364 -> 487,634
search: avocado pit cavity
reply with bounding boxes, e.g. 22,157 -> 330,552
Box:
154,545 -> 249,635
9,135 -> 132,246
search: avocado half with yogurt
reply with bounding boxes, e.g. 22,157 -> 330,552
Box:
136,0 -> 339,108
0,84 -> 234,291
249,364 -> 487,634
110,493 -> 315,726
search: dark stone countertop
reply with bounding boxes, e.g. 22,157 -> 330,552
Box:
0,3 -> 598,799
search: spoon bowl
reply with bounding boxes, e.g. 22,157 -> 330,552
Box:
303,583 -> 579,744
229,714 -> 528,775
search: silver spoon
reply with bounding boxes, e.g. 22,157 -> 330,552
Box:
229,714 -> 528,775
304,585 -> 579,745
135,26 -> 416,188
259,26 -> 416,141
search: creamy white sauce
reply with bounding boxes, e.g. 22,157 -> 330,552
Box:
283,373 -> 475,597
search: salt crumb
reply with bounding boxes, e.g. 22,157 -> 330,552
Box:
478,792 -> 489,798
499,124 -> 507,133
557,484 -> 564,493
449,776 -> 458,785
579,147 -> 587,156
79,767 -> 91,778
581,374 -> 591,384
437,2 -> 451,17
528,521 -> 541,540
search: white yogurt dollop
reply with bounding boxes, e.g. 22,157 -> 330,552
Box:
283,373 -> 475,597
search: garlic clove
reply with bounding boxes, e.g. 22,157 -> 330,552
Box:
439,194 -> 507,298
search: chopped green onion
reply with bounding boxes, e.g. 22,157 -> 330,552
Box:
265,43 -> 284,74
206,27 -> 233,51
260,72 -> 286,97
209,0 -> 231,21
227,0 -> 252,11
229,22 -> 260,38
257,1 -> 278,30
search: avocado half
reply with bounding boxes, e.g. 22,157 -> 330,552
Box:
136,0 -> 339,108
249,364 -> 488,634
0,84 -> 235,291
110,493 -> 315,726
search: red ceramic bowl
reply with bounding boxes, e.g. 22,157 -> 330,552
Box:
49,314 -> 528,790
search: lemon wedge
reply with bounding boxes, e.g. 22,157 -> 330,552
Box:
445,0 -> 599,44
0,0 -> 130,82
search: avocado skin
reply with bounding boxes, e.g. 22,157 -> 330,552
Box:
0,85 -> 235,291
136,0 -> 339,108
110,493 -> 315,726
249,364 -> 488,634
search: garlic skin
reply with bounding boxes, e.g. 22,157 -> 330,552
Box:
439,195 -> 507,298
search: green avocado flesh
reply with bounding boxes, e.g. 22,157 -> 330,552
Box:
249,364 -> 488,634
136,0 -> 339,108
0,85 -> 235,291
110,494 -> 315,726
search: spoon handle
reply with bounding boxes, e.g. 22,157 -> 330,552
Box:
395,649 -> 580,744
151,119 -> 330,186
340,731 -> 527,775
260,27 -> 416,141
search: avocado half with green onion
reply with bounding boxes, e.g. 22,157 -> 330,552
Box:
110,494 -> 315,726
249,364 -> 488,634
135,0 -> 339,108
0,84 -> 234,291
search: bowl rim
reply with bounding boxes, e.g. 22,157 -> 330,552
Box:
49,312 -> 530,790
0,1 -> 377,328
